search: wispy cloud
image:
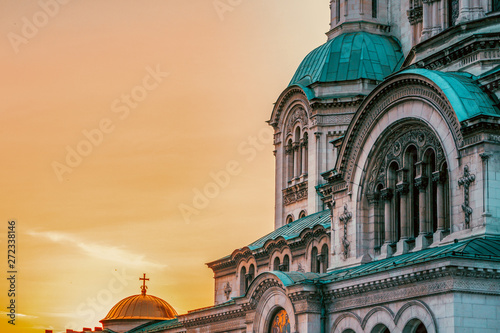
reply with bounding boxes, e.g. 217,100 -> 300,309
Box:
0,311 -> 38,319
28,230 -> 166,270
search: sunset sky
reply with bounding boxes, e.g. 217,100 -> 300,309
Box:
1,1 -> 328,332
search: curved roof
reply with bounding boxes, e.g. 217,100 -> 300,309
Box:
399,68 -> 500,122
101,294 -> 178,322
289,32 -> 404,87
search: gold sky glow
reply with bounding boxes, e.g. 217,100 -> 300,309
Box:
1,1 -> 328,332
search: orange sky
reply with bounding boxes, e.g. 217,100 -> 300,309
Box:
0,1 -> 328,332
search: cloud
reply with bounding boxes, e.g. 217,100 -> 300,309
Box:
0,311 -> 38,319
27,230 -> 166,270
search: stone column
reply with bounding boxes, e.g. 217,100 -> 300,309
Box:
379,188 -> 394,258
293,142 -> 300,179
367,193 -> 379,250
381,188 -> 393,243
415,176 -> 428,234
301,139 -> 307,177
397,183 -> 409,240
432,1 -> 441,35
457,0 -> 472,23
433,171 -> 446,231
421,0 -> 432,40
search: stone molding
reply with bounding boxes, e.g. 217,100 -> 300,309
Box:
269,87 -> 310,130
337,76 -> 463,191
283,181 -> 308,206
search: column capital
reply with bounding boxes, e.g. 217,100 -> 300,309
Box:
380,188 -> 393,201
396,182 -> 410,195
367,192 -> 380,204
480,152 -> 492,161
414,176 -> 428,192
432,170 -> 447,184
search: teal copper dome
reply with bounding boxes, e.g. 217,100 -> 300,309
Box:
289,32 -> 404,87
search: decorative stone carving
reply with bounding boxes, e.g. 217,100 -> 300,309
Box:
224,282 -> 232,300
283,181 -> 308,206
285,107 -> 308,137
339,204 -> 352,260
458,165 -> 476,229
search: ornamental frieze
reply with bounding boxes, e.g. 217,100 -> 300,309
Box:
283,181 -> 308,206
285,107 -> 309,137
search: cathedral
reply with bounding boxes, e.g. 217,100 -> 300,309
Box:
97,1 -> 500,332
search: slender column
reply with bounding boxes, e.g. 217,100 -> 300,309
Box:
301,139 -> 306,176
421,0 -> 432,40
381,188 -> 393,243
432,1 -> 441,35
293,143 -> 300,179
415,177 -> 429,234
433,171 -> 446,230
367,193 -> 379,248
458,0 -> 472,23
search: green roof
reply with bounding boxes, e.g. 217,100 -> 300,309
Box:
399,69 -> 500,122
289,32 -> 404,87
270,237 -> 500,287
127,318 -> 181,333
247,210 -> 330,251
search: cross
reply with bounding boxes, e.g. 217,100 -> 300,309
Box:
140,273 -> 149,295
458,165 -> 475,229
339,204 -> 352,260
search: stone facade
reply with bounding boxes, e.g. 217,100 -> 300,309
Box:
102,1 -> 500,332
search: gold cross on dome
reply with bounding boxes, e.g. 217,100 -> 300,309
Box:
140,273 -> 149,295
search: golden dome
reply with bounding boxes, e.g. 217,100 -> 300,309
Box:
101,294 -> 178,321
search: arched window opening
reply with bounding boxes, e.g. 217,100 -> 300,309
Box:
286,215 -> 294,224
269,309 -> 290,333
298,210 -> 307,219
321,244 -> 329,273
376,184 -> 385,247
425,150 -> 438,233
438,161 -> 450,231
303,132 -> 309,175
246,264 -> 255,290
280,255 -> 290,272
295,127 -> 302,177
403,319 -> 427,333
239,266 -> 247,296
273,257 -> 281,271
286,139 -> 294,182
388,162 -> 400,242
448,0 -> 459,27
404,145 -> 419,238
372,0 -> 378,18
494,0 -> 500,12
371,324 -> 390,333
311,246 -> 321,273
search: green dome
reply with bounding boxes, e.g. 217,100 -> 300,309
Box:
289,32 -> 404,86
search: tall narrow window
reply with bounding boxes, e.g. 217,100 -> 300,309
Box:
273,257 -> 280,271
246,264 -> 255,290
321,244 -> 329,273
311,247 -> 318,272
239,266 -> 247,295
448,0 -> 459,27
372,0 -> 377,18
281,255 -> 290,272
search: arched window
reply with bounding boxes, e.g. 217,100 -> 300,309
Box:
298,210 -> 307,219
269,309 -> 290,332
372,0 -> 378,18
273,257 -> 280,271
239,266 -> 247,296
286,215 -> 294,224
286,139 -> 294,182
281,255 -> 290,272
371,324 -> 390,333
404,145 -> 419,238
448,0 -> 459,27
321,244 -> 329,273
311,246 -> 320,273
295,127 -> 302,177
246,264 -> 255,290
303,132 -> 308,175
403,319 -> 427,333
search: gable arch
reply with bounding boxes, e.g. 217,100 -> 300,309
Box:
336,70 -> 471,193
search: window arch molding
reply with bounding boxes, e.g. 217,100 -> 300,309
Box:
305,234 -> 330,273
357,119 -> 450,255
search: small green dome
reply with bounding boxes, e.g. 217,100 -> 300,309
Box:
289,32 -> 404,86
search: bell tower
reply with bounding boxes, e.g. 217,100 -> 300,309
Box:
328,0 -> 392,39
